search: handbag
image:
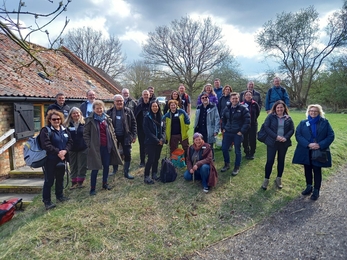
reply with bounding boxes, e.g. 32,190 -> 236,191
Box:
311,149 -> 329,163
257,123 -> 268,143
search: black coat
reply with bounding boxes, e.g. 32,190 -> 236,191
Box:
263,113 -> 294,148
143,113 -> 165,145
221,103 -> 250,134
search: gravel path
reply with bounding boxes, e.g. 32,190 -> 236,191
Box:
191,166 -> 347,260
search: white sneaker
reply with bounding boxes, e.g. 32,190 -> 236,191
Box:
203,187 -> 209,193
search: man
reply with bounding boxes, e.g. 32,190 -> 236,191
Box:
178,84 -> 191,116
134,90 -> 151,167
221,92 -> 250,175
265,77 -> 290,112
80,90 -> 96,117
107,94 -> 137,179
46,92 -> 70,118
122,88 -> 137,113
147,86 -> 156,102
214,78 -> 223,100
240,81 -> 262,109
194,92 -> 220,160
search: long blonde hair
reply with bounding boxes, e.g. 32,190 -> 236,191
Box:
64,107 -> 85,127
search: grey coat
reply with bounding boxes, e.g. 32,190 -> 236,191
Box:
83,113 -> 123,170
194,103 -> 220,143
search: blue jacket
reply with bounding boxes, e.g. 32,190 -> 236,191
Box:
292,118 -> 334,167
265,86 -> 290,111
262,113 -> 294,148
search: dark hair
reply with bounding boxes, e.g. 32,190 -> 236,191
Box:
271,100 -> 289,115
149,101 -> 162,125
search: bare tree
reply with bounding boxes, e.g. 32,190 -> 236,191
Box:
0,0 -> 71,74
122,60 -> 154,98
63,26 -> 126,79
142,16 -> 230,96
256,2 -> 347,108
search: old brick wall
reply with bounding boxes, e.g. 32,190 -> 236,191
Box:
0,102 -> 26,176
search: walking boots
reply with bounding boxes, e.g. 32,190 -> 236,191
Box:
124,161 -> 134,179
221,163 -> 230,172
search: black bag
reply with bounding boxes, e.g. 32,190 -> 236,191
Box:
257,123 -> 268,143
159,158 -> 177,183
311,149 -> 329,163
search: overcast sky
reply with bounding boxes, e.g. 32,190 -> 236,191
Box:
8,0 -> 345,78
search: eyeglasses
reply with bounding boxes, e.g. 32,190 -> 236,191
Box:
201,96 -> 209,100
309,110 -> 319,113
115,100 -> 123,102
51,118 -> 61,121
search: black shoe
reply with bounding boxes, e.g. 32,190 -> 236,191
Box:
310,188 -> 319,200
152,173 -> 160,181
248,154 -> 254,160
124,173 -> 135,179
57,196 -> 70,203
139,163 -> 145,168
44,201 -> 56,210
90,190 -> 96,196
144,176 -> 154,184
232,167 -> 240,176
221,164 -> 230,172
102,184 -> 112,190
302,185 -> 313,196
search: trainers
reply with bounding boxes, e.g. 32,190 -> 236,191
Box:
262,178 -> 269,190
221,163 -> 230,172
203,187 -> 209,193
90,190 -> 96,196
102,184 -> 112,190
275,177 -> 283,189
57,196 -> 70,203
44,201 -> 56,210
231,167 -> 240,176
302,185 -> 313,195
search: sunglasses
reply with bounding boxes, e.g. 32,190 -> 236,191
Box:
51,118 -> 61,121
201,96 -> 209,100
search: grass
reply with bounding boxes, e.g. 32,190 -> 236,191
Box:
0,110 -> 346,259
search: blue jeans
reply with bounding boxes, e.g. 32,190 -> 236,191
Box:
222,132 -> 242,167
184,164 -> 210,188
90,146 -> 111,190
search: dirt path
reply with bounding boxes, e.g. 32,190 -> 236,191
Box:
190,166 -> 347,260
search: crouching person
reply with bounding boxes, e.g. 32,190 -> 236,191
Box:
184,133 -> 218,193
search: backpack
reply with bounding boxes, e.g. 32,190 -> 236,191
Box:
0,198 -> 23,226
23,126 -> 51,168
171,148 -> 186,168
159,158 -> 177,183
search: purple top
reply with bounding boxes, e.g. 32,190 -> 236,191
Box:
197,93 -> 218,106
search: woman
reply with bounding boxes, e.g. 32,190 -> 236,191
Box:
183,132 -> 218,193
261,100 -> 294,190
83,100 -> 123,196
292,104 -> 334,200
64,107 -> 87,189
217,85 -> 232,115
197,83 -> 218,106
143,101 -> 166,184
241,91 -> 260,159
162,99 -> 190,155
40,110 -> 73,210
163,91 -> 183,114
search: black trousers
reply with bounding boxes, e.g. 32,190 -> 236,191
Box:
243,123 -> 257,155
42,157 -> 65,202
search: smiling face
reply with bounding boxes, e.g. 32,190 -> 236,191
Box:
205,85 -> 212,93
273,78 -> 281,87
94,105 -> 104,116
308,106 -> 319,118
230,94 -> 239,106
151,102 -> 159,114
71,110 -> 81,122
193,136 -> 204,147
169,102 -> 177,112
201,95 -> 209,105
56,95 -> 65,106
275,104 -> 285,116
142,90 -> 150,103
224,87 -> 231,96
244,92 -> 252,102
172,91 -> 179,100
114,96 -> 124,110
178,85 -> 185,94
87,91 -> 95,103
247,82 -> 254,91
50,114 -> 61,128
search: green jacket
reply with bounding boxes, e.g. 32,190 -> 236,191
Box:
162,109 -> 190,144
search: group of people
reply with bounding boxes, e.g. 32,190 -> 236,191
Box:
39,77 -> 334,210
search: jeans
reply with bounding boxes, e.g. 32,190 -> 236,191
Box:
90,146 -> 111,190
222,132 -> 242,167
184,164 -> 210,188
265,142 -> 288,179
144,144 -> 163,177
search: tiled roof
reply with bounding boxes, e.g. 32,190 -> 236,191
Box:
0,33 -> 121,100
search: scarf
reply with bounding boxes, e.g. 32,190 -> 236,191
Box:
93,112 -> 107,123
308,115 -> 320,140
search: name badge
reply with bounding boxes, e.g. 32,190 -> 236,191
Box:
306,121 -> 310,126
69,127 -> 75,131
174,113 -> 179,117
116,116 -> 121,120
63,133 -> 68,138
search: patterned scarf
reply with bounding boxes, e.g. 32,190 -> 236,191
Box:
93,112 -> 107,123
